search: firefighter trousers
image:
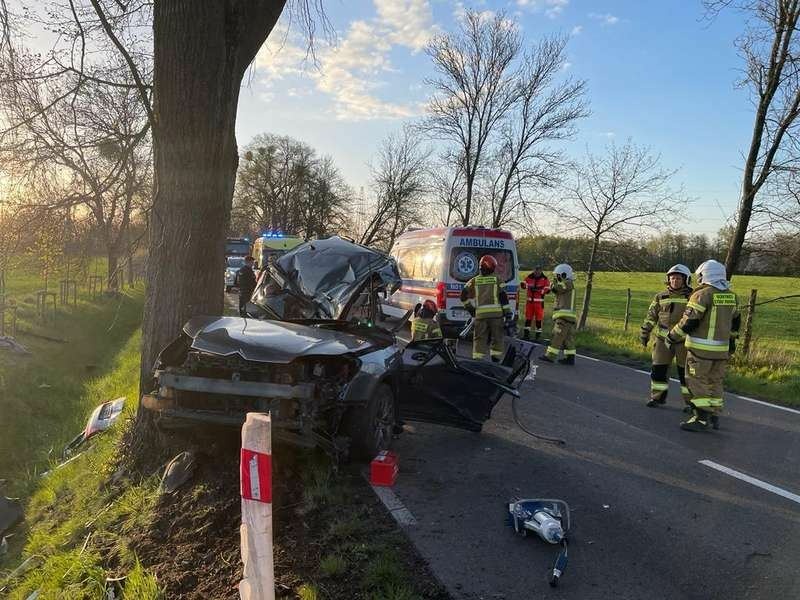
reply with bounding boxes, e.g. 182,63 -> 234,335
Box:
473,317 -> 505,360
650,338 -> 691,404
686,352 -> 727,415
545,318 -> 576,358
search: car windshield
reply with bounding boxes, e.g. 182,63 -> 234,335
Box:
225,241 -> 250,255
226,257 -> 245,268
449,248 -> 515,283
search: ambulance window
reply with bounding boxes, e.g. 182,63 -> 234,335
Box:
396,245 -> 443,280
449,249 -> 515,283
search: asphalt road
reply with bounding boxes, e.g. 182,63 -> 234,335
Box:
389,345 -> 800,600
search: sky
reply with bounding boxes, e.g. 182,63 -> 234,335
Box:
236,0 -> 754,237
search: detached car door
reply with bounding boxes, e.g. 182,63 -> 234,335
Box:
397,338 -> 534,431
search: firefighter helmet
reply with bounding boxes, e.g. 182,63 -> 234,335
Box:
666,264 -> 691,286
420,299 -> 437,318
694,260 -> 727,286
479,255 -> 498,273
553,263 -> 574,280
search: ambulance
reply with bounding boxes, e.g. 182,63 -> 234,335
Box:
251,232 -> 305,269
386,226 -> 520,336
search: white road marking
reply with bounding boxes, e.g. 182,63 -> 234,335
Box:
699,460 -> 800,505
575,353 -> 800,416
370,484 -> 418,526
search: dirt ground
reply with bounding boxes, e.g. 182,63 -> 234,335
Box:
121,430 -> 449,599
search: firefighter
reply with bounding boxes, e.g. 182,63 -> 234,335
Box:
539,263 -> 576,365
666,260 -> 740,432
411,299 -> 443,342
640,264 -> 693,409
521,265 -> 550,341
461,255 -> 513,362
237,255 -> 257,317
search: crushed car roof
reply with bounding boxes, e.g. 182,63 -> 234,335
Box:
252,236 -> 401,320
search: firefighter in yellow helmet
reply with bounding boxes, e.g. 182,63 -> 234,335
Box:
666,260 -> 740,432
460,255 -> 512,362
411,299 -> 443,342
539,263 -> 576,365
640,264 -> 693,410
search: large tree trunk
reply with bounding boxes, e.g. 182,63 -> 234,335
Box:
107,248 -> 119,292
577,235 -> 600,330
724,184 -> 755,276
139,1 -> 285,396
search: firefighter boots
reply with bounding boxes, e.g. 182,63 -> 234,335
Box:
538,354 -> 555,363
680,409 -> 710,432
558,355 -> 575,366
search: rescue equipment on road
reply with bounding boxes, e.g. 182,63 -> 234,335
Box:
507,498 -> 571,587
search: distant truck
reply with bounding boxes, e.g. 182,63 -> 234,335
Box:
251,232 -> 304,269
385,226 -> 520,337
225,237 -> 251,257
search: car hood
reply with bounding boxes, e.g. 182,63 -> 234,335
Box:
182,316 -> 377,364
250,236 -> 401,321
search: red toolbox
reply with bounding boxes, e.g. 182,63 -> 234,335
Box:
370,451 -> 399,486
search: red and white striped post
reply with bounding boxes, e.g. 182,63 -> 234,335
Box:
239,413 -> 275,600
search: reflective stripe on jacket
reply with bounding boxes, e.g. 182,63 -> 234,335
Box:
551,278 -> 576,322
462,275 -> 510,320
411,317 -> 442,341
669,284 -> 739,359
641,286 -> 692,339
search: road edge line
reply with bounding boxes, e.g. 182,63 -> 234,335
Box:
698,459 -> 800,505
575,353 -> 800,416
369,482 -> 418,526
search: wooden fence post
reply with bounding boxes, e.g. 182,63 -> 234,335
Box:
239,413 -> 275,600
623,288 -> 632,331
741,288 -> 757,357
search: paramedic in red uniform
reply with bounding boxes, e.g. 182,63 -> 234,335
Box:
522,265 -> 549,341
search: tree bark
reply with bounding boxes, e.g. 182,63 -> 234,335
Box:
724,184 -> 754,276
107,248 -> 119,291
139,0 -> 285,395
577,234 -> 599,330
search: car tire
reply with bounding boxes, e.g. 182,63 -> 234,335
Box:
343,383 -> 396,460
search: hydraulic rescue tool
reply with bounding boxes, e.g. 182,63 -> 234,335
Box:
506,498 -> 571,587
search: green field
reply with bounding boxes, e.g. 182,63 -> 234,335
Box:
525,271 -> 800,405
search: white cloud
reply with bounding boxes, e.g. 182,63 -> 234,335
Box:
589,12 -> 620,26
375,0 -> 437,52
562,61 -> 572,71
570,25 -> 583,36
254,1 -> 436,121
516,0 -> 569,18
602,131 -> 616,138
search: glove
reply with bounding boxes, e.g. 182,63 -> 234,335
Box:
664,336 -> 673,350
729,338 -> 736,354
639,332 -> 649,348
466,305 -> 476,317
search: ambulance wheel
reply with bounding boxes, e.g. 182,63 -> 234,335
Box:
343,383 -> 396,460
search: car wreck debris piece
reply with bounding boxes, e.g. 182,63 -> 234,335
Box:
0,336 -> 30,354
239,412 -> 275,600
0,496 -> 23,537
159,451 -> 196,495
63,398 -> 126,456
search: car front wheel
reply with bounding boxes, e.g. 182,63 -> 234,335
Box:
343,383 -> 396,460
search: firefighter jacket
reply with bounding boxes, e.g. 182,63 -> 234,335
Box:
550,277 -> 576,322
461,274 -> 511,320
668,284 -> 740,360
411,316 -> 442,341
640,285 -> 692,341
524,273 -> 550,304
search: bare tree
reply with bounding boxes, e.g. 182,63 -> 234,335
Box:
423,14 -> 587,228
486,36 -> 588,228
560,141 -> 684,329
431,156 -> 466,226
706,0 -> 800,275
423,10 -> 520,225
357,128 -> 430,251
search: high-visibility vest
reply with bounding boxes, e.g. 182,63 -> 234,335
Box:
411,317 -> 442,341
672,284 -> 739,359
462,275 -> 507,320
551,279 -> 576,322
641,287 -> 691,338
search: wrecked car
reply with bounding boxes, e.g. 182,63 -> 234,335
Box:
141,236 -> 533,459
